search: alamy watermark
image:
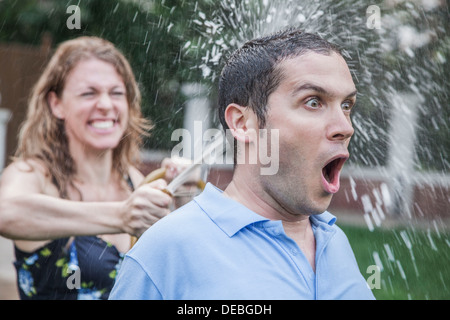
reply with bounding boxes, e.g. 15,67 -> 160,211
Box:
66,265 -> 81,290
66,5 -> 81,30
170,121 -> 279,175
366,5 -> 381,30
366,265 -> 381,290
66,4 -> 382,32
66,264 -> 381,291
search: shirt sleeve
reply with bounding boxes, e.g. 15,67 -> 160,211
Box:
109,255 -> 163,300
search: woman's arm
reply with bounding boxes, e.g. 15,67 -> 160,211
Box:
0,160 -> 171,242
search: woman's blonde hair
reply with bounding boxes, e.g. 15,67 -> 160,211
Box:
15,36 -> 152,198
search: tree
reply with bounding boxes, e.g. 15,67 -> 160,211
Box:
1,0 -> 448,172
0,0 -> 200,150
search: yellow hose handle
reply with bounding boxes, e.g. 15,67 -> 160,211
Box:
140,167 -> 167,185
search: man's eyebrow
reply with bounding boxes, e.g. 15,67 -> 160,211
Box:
345,90 -> 358,100
292,83 -> 327,95
293,83 -> 357,99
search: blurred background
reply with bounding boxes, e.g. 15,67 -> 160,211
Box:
0,0 -> 448,299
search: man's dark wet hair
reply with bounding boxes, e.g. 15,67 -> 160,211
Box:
218,29 -> 343,130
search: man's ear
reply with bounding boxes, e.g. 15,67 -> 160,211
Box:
224,103 -> 258,144
47,91 -> 65,120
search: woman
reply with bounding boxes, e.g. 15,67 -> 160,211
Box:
0,36 -> 175,299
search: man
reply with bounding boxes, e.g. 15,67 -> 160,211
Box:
110,29 -> 375,300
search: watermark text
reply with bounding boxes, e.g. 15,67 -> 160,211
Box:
366,5 -> 381,30
66,5 -> 81,30
171,122 -> 279,175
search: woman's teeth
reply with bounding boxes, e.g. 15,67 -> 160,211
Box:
90,120 -> 114,129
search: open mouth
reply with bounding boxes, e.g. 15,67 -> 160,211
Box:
321,156 -> 348,194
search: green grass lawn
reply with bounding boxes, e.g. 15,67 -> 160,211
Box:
340,223 -> 450,300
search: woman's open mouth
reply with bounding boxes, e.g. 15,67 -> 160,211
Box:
321,155 -> 348,194
88,119 -> 118,131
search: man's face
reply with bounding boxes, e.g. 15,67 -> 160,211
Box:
260,52 -> 356,218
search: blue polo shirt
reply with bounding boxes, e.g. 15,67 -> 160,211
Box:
110,183 -> 375,300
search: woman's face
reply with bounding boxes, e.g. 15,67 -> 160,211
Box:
49,58 -> 129,154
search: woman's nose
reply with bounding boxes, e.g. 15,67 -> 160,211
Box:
96,92 -> 113,110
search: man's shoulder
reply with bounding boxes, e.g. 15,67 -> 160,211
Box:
126,199 -> 216,271
131,200 -> 209,248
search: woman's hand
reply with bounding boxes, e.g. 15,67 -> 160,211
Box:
120,179 -> 172,237
161,156 -> 193,182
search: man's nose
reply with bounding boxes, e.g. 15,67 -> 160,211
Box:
326,106 -> 354,142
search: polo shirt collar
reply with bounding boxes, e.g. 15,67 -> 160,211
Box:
311,211 -> 337,226
194,183 -> 269,237
194,183 -> 337,236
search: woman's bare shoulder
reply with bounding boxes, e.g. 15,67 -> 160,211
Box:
0,158 -> 54,195
6,158 -> 48,174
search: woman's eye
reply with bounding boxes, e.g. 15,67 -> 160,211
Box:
305,98 -> 321,109
81,92 -> 94,97
111,91 -> 125,97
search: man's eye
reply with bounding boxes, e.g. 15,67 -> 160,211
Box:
305,98 -> 321,109
341,101 -> 354,112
